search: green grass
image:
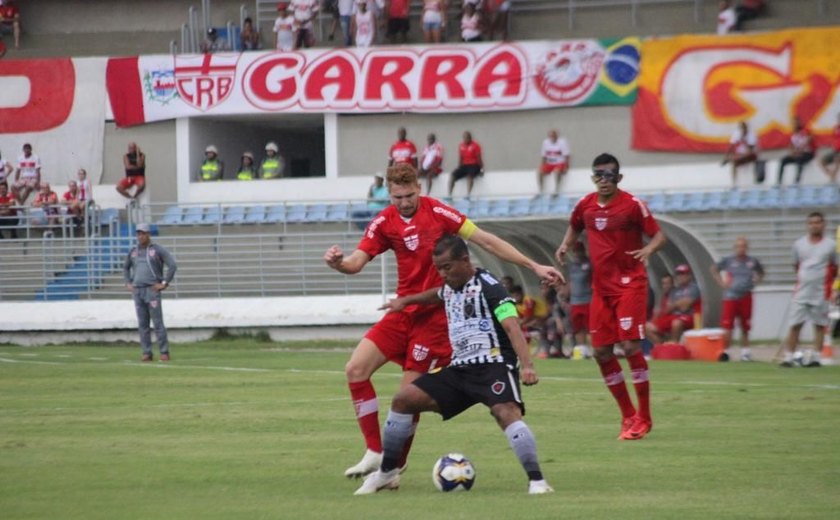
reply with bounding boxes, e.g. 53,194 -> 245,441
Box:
1,340 -> 839,520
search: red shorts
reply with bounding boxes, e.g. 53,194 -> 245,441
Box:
721,294 -> 752,331
365,305 -> 451,372
653,313 -> 695,334
118,175 -> 145,190
541,163 -> 567,175
570,303 -> 590,334
589,288 -> 647,347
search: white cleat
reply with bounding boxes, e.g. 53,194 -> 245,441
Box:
528,479 -> 555,495
344,449 -> 383,478
353,469 -> 400,495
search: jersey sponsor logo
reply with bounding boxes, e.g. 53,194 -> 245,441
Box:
174,53 -> 240,111
479,272 -> 498,285
412,343 -> 430,361
432,205 -> 463,223
478,318 -> 491,332
595,217 -> 608,230
533,41 -> 605,105
491,380 -> 506,395
366,215 -> 386,239
619,316 -> 633,330
403,233 -> 419,251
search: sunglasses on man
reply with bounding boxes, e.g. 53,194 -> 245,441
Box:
591,169 -> 620,183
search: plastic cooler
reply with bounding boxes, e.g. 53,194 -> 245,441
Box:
683,328 -> 725,361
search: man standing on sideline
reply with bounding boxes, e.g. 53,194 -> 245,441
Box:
711,237 -> 764,361
555,153 -> 666,440
355,235 -> 553,495
324,163 -> 562,479
117,143 -> 146,200
388,127 -> 417,168
124,224 -> 178,362
538,129 -> 571,196
780,212 -> 837,367
568,241 -> 592,355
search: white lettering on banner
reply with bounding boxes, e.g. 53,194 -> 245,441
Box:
175,54 -> 240,111
661,47 -> 803,138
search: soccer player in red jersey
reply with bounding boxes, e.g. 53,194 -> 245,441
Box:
555,153 -> 666,440
325,163 -> 563,477
388,127 -> 418,168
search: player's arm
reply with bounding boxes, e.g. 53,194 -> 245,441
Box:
627,230 -> 666,264
136,151 -> 145,168
466,226 -> 563,285
324,245 -> 372,275
710,261 -> 727,288
379,287 -> 442,313
500,314 -> 538,386
555,225 -> 581,266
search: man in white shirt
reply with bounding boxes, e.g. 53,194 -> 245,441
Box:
538,129 -> 571,195
13,143 -> 41,204
722,121 -> 759,187
717,0 -> 737,35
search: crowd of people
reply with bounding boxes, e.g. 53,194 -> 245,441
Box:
193,142 -> 286,182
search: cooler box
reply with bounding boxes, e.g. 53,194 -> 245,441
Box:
683,328 -> 725,361
651,342 -> 690,360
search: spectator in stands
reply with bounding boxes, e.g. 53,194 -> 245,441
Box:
717,0 -> 737,35
734,0 -> 765,31
240,17 -> 261,50
0,149 -> 12,184
780,212 -> 838,367
352,0 -> 376,48
488,0 -> 511,41
0,0 -> 21,50
236,152 -> 258,181
538,129 -> 571,196
200,28 -> 230,53
419,133 -> 444,194
12,143 -> 40,204
274,3 -> 296,51
124,223 -> 178,363
77,168 -> 92,204
645,264 -> 700,344
292,0 -> 320,49
260,142 -> 285,179
199,145 -> 224,182
388,127 -> 417,168
31,182 -> 60,229
351,173 -> 389,229
567,241 -> 592,356
333,0 -> 355,46
461,3 -> 483,42
0,182 -> 18,239
117,142 -> 146,200
820,112 -> 840,184
721,120 -> 759,188
777,117 -> 815,185
448,131 -> 483,198
422,0 -> 446,44
711,237 -> 764,362
386,0 -> 410,44
62,180 -> 85,226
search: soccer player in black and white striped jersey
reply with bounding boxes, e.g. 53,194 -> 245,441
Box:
354,235 -> 553,495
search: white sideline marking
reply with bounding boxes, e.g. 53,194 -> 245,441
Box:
55,354 -> 72,358
18,353 -> 39,357
88,357 -> 108,361
122,361 -> 271,373
0,357 -> 63,365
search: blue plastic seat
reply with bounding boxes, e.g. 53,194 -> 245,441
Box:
325,203 -> 349,221
758,188 -> 781,209
452,198 -> 471,215
741,189 -> 762,209
529,195 -> 550,215
489,198 -> 511,217
158,206 -> 183,225
244,205 -> 268,224
203,206 -> 223,224
181,206 -> 204,225
548,196 -> 572,215
264,205 -> 286,224
701,191 -> 725,211
683,192 -> 706,212
99,208 -> 120,225
285,204 -> 308,223
509,198 -> 531,217
798,186 -> 820,207
817,185 -> 840,206
665,192 -> 686,212
471,199 -> 491,218
223,206 -> 246,224
307,204 -> 329,222
781,186 -> 802,208
645,193 -> 666,213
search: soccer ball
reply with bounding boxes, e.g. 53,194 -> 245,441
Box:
432,453 -> 476,492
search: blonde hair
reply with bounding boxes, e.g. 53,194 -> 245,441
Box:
386,162 -> 420,188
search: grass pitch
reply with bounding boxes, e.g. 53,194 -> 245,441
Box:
1,339 -> 839,520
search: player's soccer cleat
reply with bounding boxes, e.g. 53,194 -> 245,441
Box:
528,480 -> 555,495
344,449 -> 383,478
622,416 -> 653,440
779,360 -> 795,368
353,469 -> 400,495
141,354 -> 153,362
739,352 -> 752,362
617,416 -> 635,440
718,352 -> 730,362
160,353 -> 170,361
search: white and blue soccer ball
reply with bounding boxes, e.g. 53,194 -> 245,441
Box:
432,453 -> 476,492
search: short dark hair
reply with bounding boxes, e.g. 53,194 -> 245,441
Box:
510,284 -> 524,296
807,211 -> 824,221
592,153 -> 620,171
433,235 -> 469,259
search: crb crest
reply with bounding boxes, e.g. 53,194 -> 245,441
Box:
412,344 -> 429,361
174,53 -> 240,111
403,234 -> 419,251
595,217 -> 608,230
619,317 -> 633,330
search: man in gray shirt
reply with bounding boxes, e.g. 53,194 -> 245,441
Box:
781,212 -> 838,367
124,223 -> 178,361
567,241 -> 593,355
711,237 -> 764,361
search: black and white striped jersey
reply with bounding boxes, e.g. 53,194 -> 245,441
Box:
438,268 -> 518,366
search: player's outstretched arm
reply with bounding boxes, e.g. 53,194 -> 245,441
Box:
379,288 -> 442,313
468,227 -> 564,285
324,245 -> 372,275
501,317 -> 538,386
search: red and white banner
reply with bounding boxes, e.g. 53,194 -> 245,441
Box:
632,27 -> 840,152
0,57 -> 107,186
106,39 -> 640,127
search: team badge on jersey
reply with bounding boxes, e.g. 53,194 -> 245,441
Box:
595,217 -> 608,230
149,248 -> 156,257
403,234 -> 419,251
491,380 -> 506,395
619,316 -> 633,330
150,300 -> 159,309
412,344 -> 429,361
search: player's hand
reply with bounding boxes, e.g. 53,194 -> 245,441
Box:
125,283 -> 134,292
324,245 -> 345,269
521,365 -> 538,386
153,282 -> 167,292
627,246 -> 654,265
378,297 -> 407,313
535,264 -> 565,286
554,243 -> 569,265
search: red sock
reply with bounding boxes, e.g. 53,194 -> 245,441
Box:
349,380 -> 382,453
397,414 -> 419,468
597,356 -> 636,419
626,351 -> 651,421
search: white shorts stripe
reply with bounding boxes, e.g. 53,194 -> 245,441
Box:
507,369 -> 522,404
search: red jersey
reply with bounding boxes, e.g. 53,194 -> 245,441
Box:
570,189 -> 660,295
389,139 -> 417,165
832,124 -> 840,152
389,0 -> 410,18
63,190 -> 79,202
459,141 -> 482,165
357,197 -> 468,297
0,4 -> 19,20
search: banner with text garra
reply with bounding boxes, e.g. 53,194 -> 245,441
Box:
106,38 -> 640,127
632,26 -> 840,152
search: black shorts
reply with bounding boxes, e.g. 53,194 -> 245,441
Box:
387,17 -> 410,36
451,164 -> 482,181
412,363 -> 524,421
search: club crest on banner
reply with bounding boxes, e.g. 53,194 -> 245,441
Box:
534,41 -> 605,105
595,217 -> 608,230
174,54 -> 240,111
412,344 -> 429,361
143,68 -> 178,105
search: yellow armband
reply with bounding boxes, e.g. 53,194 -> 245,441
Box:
457,219 -> 477,240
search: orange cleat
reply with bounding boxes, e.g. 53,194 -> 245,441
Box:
621,416 -> 653,440
617,416 -> 635,440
